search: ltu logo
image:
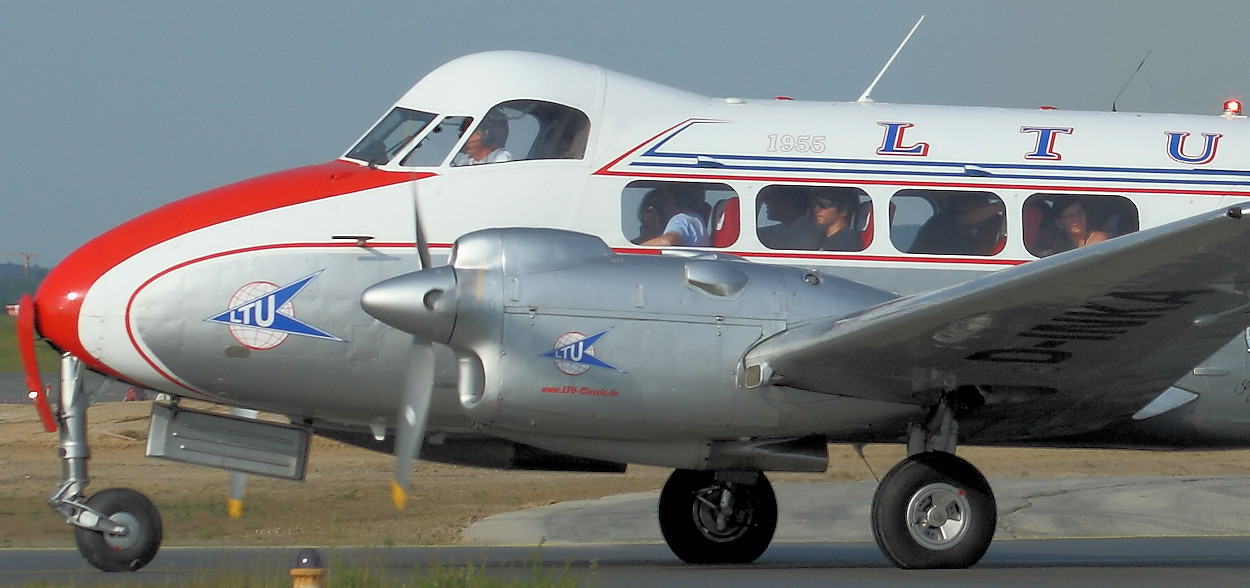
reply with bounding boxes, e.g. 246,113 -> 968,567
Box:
206,270 -> 345,350
541,330 -> 623,375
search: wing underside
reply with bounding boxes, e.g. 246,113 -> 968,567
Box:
746,204 -> 1250,440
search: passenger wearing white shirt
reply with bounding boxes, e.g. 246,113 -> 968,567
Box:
640,187 -> 709,247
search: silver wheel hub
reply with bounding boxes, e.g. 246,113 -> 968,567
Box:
102,512 -> 139,550
692,485 -> 751,542
906,482 -> 970,550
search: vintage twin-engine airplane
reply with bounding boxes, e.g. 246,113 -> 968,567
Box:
17,50 -> 1250,571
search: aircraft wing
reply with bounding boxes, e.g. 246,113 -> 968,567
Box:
746,204 -> 1250,436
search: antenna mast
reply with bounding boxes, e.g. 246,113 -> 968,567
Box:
1112,51 -> 1151,112
858,15 -> 925,103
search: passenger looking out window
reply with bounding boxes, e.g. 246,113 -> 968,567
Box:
1052,197 -> 1108,250
640,185 -> 710,247
814,192 -> 862,251
633,190 -> 667,244
903,191 -> 1005,256
756,185 -> 869,251
1023,194 -> 1139,257
757,187 -> 823,250
621,181 -> 738,248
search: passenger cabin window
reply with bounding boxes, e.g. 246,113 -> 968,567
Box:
450,100 -> 590,166
345,108 -> 436,166
1023,193 -> 1139,257
891,190 -> 1005,256
756,185 -> 871,251
401,116 -> 472,167
621,180 -> 739,248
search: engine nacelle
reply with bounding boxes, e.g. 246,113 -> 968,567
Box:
364,228 -> 901,450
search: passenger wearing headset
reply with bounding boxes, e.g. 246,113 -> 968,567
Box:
452,112 -> 513,166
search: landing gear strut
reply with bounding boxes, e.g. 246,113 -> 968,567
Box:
658,469 -> 777,564
48,354 -> 163,572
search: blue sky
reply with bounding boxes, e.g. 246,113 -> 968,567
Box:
3,1 -> 1248,264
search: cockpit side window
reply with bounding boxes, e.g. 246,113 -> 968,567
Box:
450,100 -> 589,166
345,107 -> 436,166
400,116 -> 472,167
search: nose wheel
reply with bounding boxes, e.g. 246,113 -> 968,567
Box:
73,488 -> 164,572
658,469 -> 777,564
870,451 -> 996,569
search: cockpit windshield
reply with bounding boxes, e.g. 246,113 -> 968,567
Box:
345,107 -> 436,165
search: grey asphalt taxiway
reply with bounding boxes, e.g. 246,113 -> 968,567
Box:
7,476 -> 1250,586
6,538 -> 1250,587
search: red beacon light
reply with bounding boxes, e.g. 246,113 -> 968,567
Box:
1223,99 -> 1243,117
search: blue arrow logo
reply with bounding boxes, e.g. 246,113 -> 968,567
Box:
206,271 -> 345,343
541,330 -> 623,374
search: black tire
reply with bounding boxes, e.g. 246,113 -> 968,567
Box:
871,451 -> 996,569
74,488 -> 163,572
657,469 -> 777,564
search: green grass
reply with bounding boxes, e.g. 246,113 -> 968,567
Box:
0,314 -> 60,373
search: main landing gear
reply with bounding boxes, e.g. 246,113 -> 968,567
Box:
657,397 -> 996,569
48,354 -> 163,572
870,397 -> 996,569
870,451 -> 995,569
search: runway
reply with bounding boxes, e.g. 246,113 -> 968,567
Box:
5,537 -> 1250,587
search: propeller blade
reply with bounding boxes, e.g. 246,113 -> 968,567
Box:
16,294 -> 55,432
411,175 -> 432,269
392,339 -> 435,510
383,175 -> 440,510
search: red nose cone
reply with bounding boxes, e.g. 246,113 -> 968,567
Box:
32,160 -> 414,376
33,241 -> 105,372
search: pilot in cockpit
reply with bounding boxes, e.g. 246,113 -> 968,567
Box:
452,112 -> 513,166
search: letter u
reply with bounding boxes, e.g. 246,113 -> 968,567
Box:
255,296 -> 276,328
1166,131 -> 1221,164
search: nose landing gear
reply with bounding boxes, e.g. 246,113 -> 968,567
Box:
47,354 -> 164,572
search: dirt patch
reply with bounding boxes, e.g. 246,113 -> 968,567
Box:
3,402 -> 1250,548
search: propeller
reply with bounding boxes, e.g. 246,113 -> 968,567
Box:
365,176 -> 448,510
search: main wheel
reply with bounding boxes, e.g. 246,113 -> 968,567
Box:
74,488 -> 163,572
871,451 -> 995,569
658,470 -> 777,564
